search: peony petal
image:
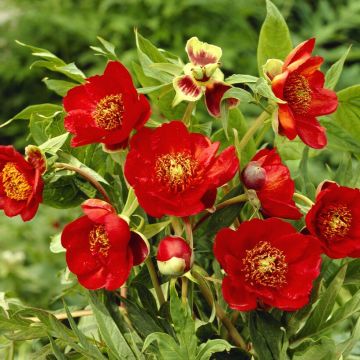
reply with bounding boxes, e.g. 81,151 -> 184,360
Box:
186,37 -> 222,66
81,199 -> 116,223
283,38 -> 315,70
104,214 -> 131,249
204,82 -> 238,117
128,231 -> 149,266
61,216 -> 93,249
277,104 -> 297,139
66,248 -> 100,276
295,116 -> 327,149
63,84 -> 95,112
77,267 -> 107,290
172,75 -> 202,106
308,88 -> 338,116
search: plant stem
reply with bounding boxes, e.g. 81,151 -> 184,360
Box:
183,216 -> 193,249
145,257 -> 165,306
182,101 -> 196,127
54,162 -> 111,203
181,277 -> 189,304
193,194 -> 248,231
237,106 -> 272,152
293,192 -> 314,207
193,271 -> 247,350
171,216 -> 183,236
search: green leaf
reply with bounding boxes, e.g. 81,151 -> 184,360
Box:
0,103 -> 63,128
90,36 -> 119,60
88,291 -> 138,360
325,45 -> 351,90
141,220 -> 171,239
292,337 -> 336,360
225,74 -> 259,84
122,187 -> 139,218
344,259 -> 360,286
135,30 -> 168,64
249,311 -> 287,360
49,233 -> 65,254
63,302 -> 105,359
43,175 -> 87,209
195,339 -> 232,360
49,336 -> 68,360
336,316 -> 360,358
257,0 -> 292,75
43,78 -> 76,96
221,87 -> 253,104
142,332 -> 182,360
296,265 -> 347,340
250,77 -> 286,103
39,133 -> 69,154
334,85 -> 360,142
29,111 -> 65,144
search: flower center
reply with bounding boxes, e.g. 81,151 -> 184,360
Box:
243,241 -> 288,288
283,74 -> 312,115
92,94 -> 124,130
89,224 -> 110,257
317,204 -> 352,241
1,162 -> 32,201
155,152 -> 199,193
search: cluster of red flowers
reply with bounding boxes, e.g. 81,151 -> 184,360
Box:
1,37 -> 357,313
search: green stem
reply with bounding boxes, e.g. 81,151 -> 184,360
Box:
181,277 -> 189,305
293,192 -> 314,207
54,162 -> 111,203
193,271 -> 247,350
215,193 -> 248,211
238,106 -> 272,152
171,216 -> 183,236
145,257 -> 165,306
183,216 -> 193,249
182,101 -> 196,127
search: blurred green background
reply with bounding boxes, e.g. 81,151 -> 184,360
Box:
0,0 -> 359,310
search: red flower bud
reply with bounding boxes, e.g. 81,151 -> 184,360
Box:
241,161 -> 266,190
156,236 -> 192,276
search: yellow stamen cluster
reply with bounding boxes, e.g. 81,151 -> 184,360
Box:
89,224 -> 110,257
318,204 -> 352,240
243,241 -> 288,288
92,94 -> 124,130
1,162 -> 32,201
283,74 -> 312,115
155,152 -> 198,193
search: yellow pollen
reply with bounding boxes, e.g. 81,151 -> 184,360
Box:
243,241 -> 288,288
89,225 -> 110,257
92,94 -> 124,130
1,162 -> 32,201
155,152 -> 198,193
318,204 -> 352,240
283,74 -> 312,115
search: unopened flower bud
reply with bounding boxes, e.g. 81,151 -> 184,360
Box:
241,161 -> 266,190
25,145 -> 47,174
156,236 -> 192,276
262,59 -> 284,82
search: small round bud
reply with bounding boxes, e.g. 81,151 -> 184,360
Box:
241,161 -> 266,190
262,58 -> 284,82
156,236 -> 192,276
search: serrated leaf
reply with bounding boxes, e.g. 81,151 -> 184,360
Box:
257,0 -> 292,75
325,46 -> 351,90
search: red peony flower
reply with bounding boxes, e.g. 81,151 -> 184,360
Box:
124,121 -> 239,217
214,218 -> 321,311
61,199 -> 149,290
0,145 -> 43,221
305,183 -> 360,258
241,148 -> 302,219
271,38 -> 338,149
63,61 -> 151,148
157,236 -> 193,276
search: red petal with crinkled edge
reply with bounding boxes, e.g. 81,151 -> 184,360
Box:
186,37 -> 222,66
222,276 -> 257,311
207,146 -> 239,188
104,214 -> 131,249
173,75 -> 202,104
204,82 -> 239,117
81,199 -> 115,223
308,87 -> 338,116
78,267 -> 107,290
259,196 -> 302,219
295,115 -> 327,149
283,38 -> 315,70
277,104 -> 297,139
61,216 -> 94,249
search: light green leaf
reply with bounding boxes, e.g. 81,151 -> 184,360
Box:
122,187 -> 139,218
225,74 -> 259,84
0,104 -> 63,128
334,85 -> 360,141
49,336 -> 67,360
221,87 -> 253,103
142,332 -> 182,360
250,77 -> 286,103
39,133 -> 69,154
141,220 -> 171,239
137,83 -> 172,94
49,233 -> 65,254
88,291 -> 137,360
297,265 -> 347,339
293,337 -> 336,360
195,339 -> 232,360
43,78 -> 76,96
257,0 -> 292,75
90,36 -> 119,60
325,46 -> 351,90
